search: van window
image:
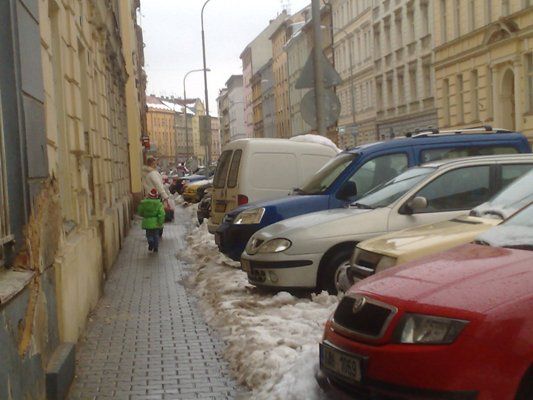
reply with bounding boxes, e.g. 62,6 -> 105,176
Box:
250,153 -> 298,189
213,150 -> 233,188
501,164 -> 533,188
348,153 -> 409,197
421,146 -> 518,163
300,153 -> 357,194
227,150 -> 242,188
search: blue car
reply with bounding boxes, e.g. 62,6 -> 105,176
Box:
215,127 -> 532,261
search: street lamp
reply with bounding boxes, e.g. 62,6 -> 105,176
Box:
183,68 -> 210,163
201,0 -> 212,164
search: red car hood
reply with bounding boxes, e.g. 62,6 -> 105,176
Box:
351,243 -> 533,314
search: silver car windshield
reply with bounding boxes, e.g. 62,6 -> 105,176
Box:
352,167 -> 435,209
472,170 -> 533,220
476,202 -> 533,249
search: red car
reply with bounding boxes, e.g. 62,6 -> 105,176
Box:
317,203 -> 533,400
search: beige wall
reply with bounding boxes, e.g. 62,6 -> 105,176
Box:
119,0 -> 144,197
40,0 -> 133,343
146,107 -> 176,164
434,1 -> 533,142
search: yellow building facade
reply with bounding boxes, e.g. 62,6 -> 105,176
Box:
39,0 -> 137,343
434,0 -> 533,141
146,97 -> 176,167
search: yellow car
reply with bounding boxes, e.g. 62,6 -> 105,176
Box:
344,168 -> 533,287
183,179 -> 212,203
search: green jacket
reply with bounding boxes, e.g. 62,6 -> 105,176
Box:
137,198 -> 165,229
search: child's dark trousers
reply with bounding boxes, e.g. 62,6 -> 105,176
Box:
145,229 -> 160,251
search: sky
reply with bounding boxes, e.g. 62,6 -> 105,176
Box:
141,0 -> 310,116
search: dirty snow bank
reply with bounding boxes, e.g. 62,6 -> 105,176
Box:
181,222 -> 339,400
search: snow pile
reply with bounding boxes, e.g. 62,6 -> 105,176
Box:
181,224 -> 339,399
290,134 -> 341,153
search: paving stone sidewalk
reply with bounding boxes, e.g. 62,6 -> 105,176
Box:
68,207 -> 242,400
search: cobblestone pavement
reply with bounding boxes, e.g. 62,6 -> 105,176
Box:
68,207 -> 243,400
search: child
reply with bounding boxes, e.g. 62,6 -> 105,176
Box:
137,189 -> 165,252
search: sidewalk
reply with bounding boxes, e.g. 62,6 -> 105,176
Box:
68,207 -> 241,400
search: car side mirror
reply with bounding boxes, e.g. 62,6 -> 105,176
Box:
404,196 -> 428,214
337,181 -> 357,201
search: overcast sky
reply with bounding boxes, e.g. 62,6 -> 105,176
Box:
141,0 -> 310,116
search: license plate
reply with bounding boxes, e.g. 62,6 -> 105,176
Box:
320,342 -> 363,383
215,202 -> 226,213
215,232 -> 221,245
241,258 -> 251,273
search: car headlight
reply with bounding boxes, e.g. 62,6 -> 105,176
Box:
393,313 -> 468,344
257,238 -> 292,253
233,208 -> 265,225
375,255 -> 397,273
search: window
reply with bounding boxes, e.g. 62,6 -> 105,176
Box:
227,150 -> 242,188
423,63 -> 432,98
376,80 -> 383,110
415,166 -> 491,212
454,0 -> 461,38
409,65 -> 417,102
421,1 -> 429,36
456,74 -> 464,123
213,150 -> 232,188
468,0 -> 476,31
440,0 -> 447,42
421,146 -> 518,163
387,76 -> 394,108
501,164 -> 533,188
502,0 -> 510,15
348,153 -> 409,197
407,3 -> 415,42
471,70 -> 479,121
486,0 -> 493,23
486,66 -> 494,117
442,79 -> 450,126
395,11 -> 402,48
528,54 -> 533,112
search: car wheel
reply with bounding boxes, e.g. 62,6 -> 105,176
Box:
318,248 -> 352,295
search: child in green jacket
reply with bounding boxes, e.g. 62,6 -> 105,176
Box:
137,189 -> 166,252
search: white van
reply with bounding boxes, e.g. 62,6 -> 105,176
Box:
208,138 -> 337,233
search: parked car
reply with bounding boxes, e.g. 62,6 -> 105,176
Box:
241,154 -> 533,293
317,202 -> 533,400
209,137 -> 338,234
170,166 -> 216,195
197,189 -> 212,224
341,167 -> 533,290
183,179 -> 212,203
216,127 -> 531,261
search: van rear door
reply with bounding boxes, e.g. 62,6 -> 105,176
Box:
211,149 -> 233,225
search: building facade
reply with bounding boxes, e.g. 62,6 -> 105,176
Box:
251,70 -> 264,137
146,96 -> 176,167
434,0 -> 533,142
332,0 -> 376,147
271,21 -> 292,138
226,75 -> 247,142
0,0 -> 142,397
119,0 -> 147,205
217,88 -> 230,145
241,11 -> 288,139
260,61 -> 276,138
373,0 -> 438,139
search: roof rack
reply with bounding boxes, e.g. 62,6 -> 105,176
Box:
404,125 -> 513,138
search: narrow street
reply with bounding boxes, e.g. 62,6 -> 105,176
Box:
68,206 -> 242,400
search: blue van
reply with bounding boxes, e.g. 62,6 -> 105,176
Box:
215,127 -> 531,261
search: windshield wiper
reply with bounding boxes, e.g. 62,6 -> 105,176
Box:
351,202 -> 374,209
504,244 -> 533,251
480,210 -> 506,220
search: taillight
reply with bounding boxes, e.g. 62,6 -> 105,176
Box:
238,194 -> 248,205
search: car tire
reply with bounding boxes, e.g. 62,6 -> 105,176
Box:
317,248 -> 353,295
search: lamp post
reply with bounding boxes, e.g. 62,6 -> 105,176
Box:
183,68 -> 210,164
201,0 -> 212,165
